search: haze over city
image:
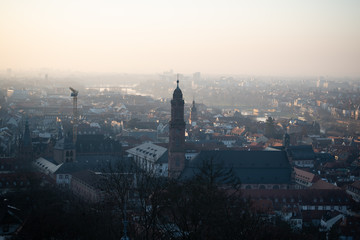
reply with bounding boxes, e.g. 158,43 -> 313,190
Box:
3,1 -> 360,239
1,0 -> 360,76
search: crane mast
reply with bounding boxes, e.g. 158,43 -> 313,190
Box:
69,87 -> 78,144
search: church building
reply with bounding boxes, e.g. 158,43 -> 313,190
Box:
167,79 -> 294,189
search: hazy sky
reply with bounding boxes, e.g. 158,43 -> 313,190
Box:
1,0 -> 359,76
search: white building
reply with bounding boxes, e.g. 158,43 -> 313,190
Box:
33,157 -> 71,187
127,142 -> 168,177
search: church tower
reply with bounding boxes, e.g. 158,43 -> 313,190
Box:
189,99 -> 197,126
168,79 -> 186,178
19,119 -> 33,162
54,123 -> 76,164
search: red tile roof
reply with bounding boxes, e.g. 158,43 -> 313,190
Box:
309,179 -> 340,190
294,167 -> 318,183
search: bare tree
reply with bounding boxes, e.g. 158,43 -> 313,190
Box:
156,157 -> 263,240
102,159 -> 169,240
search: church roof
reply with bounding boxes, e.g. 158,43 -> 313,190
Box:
179,150 -> 292,184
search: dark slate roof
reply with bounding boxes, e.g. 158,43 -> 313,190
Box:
54,162 -> 82,174
54,137 -> 74,150
315,152 -> 335,162
72,170 -> 101,187
76,134 -> 121,154
54,155 -> 130,174
287,145 -> 315,160
179,150 -> 292,184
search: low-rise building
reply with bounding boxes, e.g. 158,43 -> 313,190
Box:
71,170 -> 104,203
346,181 -> 360,202
294,167 -> 319,189
127,142 -> 168,177
287,145 -> 315,168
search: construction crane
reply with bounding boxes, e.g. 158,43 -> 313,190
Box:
69,87 -> 78,144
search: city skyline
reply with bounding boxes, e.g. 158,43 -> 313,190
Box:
1,0 -> 360,77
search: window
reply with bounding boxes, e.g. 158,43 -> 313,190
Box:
65,175 -> 69,179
